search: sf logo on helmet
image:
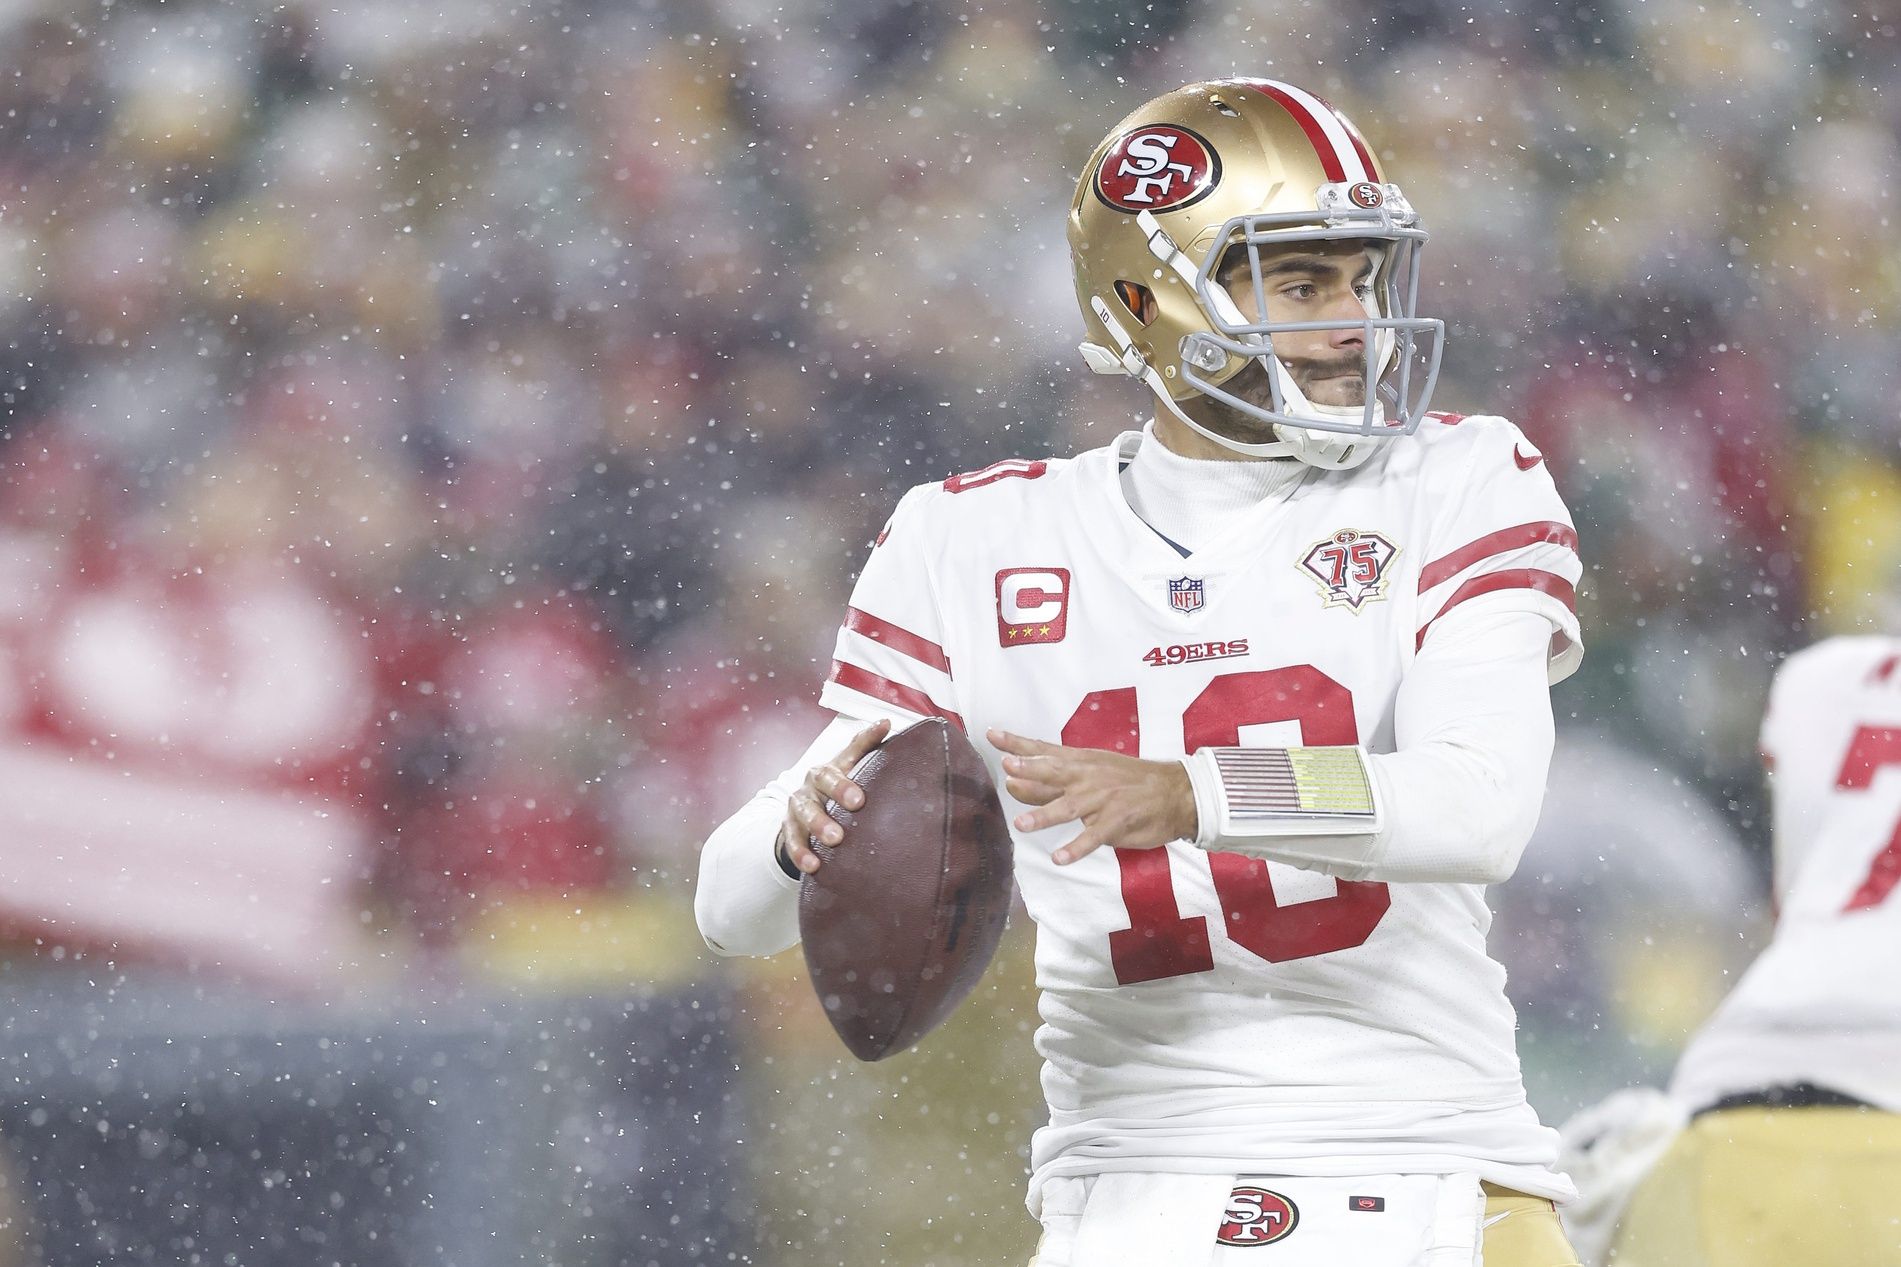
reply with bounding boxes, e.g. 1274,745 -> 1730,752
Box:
1094,125 -> 1220,213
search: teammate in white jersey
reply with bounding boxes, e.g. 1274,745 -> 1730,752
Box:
1568,636 -> 1901,1266
697,79 -> 1586,1266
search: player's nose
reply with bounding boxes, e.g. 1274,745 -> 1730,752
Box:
1325,292 -> 1368,347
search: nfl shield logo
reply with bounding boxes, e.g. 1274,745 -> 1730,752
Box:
1168,576 -> 1205,613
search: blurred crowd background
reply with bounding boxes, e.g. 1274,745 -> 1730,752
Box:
0,0 -> 1896,1261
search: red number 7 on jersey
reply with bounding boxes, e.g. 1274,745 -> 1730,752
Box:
1835,726 -> 1901,912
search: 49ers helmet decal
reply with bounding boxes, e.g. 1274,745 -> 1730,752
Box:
1068,78 -> 1445,470
1093,125 -> 1222,213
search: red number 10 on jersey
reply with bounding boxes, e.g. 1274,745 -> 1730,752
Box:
1061,666 -> 1391,986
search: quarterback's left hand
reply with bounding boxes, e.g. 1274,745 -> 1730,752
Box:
989,729 -> 1198,865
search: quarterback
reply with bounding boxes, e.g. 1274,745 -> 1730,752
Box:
697,79 -> 1585,1266
1566,635 -> 1901,1266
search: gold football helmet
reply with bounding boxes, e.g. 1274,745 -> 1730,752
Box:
1068,78 -> 1443,469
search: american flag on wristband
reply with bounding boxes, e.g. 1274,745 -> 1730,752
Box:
1211,746 -> 1378,825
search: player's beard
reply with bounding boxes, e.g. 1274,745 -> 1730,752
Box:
1189,352 -> 1368,447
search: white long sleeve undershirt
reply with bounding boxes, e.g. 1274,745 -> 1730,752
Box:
692,600 -> 1556,958
694,714 -> 866,957
1201,605 -> 1555,885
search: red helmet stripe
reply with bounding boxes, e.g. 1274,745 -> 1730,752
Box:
1318,95 -> 1381,180
1253,82 -> 1348,181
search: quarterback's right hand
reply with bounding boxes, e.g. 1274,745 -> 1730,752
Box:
779,719 -> 892,875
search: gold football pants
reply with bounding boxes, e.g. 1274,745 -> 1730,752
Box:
1609,1106 -> 1901,1265
1482,1182 -> 1583,1267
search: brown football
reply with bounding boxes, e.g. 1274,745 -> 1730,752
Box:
798,718 -> 1016,1061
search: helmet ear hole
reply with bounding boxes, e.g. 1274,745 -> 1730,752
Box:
1113,280 -> 1158,326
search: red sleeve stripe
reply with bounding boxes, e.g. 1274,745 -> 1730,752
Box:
1418,521 -> 1579,593
843,607 -> 952,675
1415,569 -> 1577,651
827,661 -> 964,731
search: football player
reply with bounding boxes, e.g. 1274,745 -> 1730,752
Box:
697,79 -> 1585,1265
1565,635 -> 1901,1266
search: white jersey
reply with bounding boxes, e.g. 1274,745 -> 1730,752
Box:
817,414 -> 1584,1210
1670,636 -> 1901,1113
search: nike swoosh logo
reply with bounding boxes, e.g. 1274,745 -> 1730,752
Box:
1513,445 -> 1544,471
1482,1211 -> 1514,1230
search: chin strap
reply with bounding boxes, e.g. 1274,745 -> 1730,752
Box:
1082,304 -> 1352,466
1083,297 -> 1298,459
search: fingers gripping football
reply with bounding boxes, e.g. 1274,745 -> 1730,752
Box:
988,728 -> 1198,865
781,719 -> 891,874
